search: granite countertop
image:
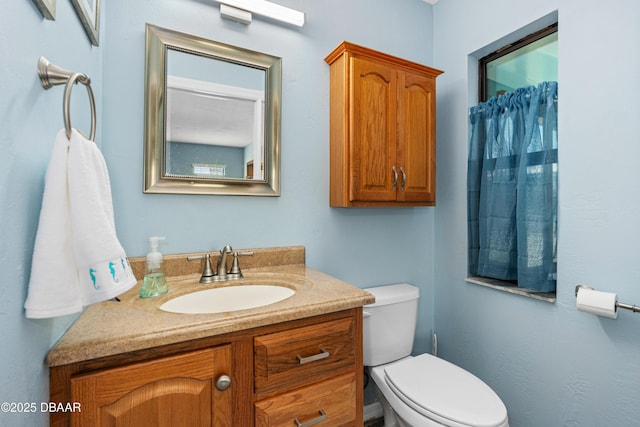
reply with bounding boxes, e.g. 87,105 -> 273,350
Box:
47,246 -> 375,367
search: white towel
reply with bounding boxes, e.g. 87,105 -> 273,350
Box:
25,129 -> 136,318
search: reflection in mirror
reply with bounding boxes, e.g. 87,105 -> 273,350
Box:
144,24 -> 281,195
165,51 -> 265,180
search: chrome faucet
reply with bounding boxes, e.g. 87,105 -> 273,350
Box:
215,245 -> 234,282
188,245 -> 253,283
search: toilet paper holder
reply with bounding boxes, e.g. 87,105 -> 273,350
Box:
575,285 -> 640,314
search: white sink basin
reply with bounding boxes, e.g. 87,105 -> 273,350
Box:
159,285 -> 295,314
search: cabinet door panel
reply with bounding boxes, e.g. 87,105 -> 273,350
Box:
70,346 -> 232,427
397,71 -> 436,202
350,57 -> 397,202
100,378 -> 211,427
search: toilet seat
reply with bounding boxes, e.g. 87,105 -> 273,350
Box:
383,354 -> 508,427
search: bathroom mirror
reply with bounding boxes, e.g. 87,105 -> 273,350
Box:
144,24 -> 281,195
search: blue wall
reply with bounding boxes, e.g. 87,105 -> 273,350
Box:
0,1 -> 102,426
1,1 -> 434,425
433,1 -> 640,426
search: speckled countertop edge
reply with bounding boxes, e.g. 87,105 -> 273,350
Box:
47,247 -> 374,367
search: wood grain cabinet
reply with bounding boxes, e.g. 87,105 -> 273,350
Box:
50,309 -> 363,427
254,316 -> 359,426
325,42 -> 443,207
69,346 -> 233,426
255,373 -> 357,427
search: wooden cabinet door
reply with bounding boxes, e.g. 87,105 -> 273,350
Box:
70,346 -> 232,427
396,69 -> 436,202
350,56 -> 397,202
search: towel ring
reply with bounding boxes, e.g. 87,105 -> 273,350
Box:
37,57 -> 97,141
63,72 -> 96,141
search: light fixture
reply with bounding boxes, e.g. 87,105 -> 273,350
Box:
215,0 -> 305,27
220,4 -> 252,25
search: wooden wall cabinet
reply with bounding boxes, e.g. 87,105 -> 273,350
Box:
325,42 -> 443,207
50,309 -> 363,427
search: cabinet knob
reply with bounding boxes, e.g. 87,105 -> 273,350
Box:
215,374 -> 232,391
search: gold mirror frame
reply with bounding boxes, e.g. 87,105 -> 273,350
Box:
144,24 -> 281,196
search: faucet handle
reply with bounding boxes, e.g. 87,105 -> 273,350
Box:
228,251 -> 254,279
187,253 -> 215,284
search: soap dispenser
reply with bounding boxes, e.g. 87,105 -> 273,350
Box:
140,236 -> 168,298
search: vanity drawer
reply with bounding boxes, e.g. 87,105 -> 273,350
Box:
254,317 -> 355,393
255,372 -> 356,427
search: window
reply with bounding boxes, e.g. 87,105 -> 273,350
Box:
479,24 -> 557,102
468,25 -> 558,300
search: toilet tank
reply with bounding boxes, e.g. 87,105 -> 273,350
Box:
363,284 -> 420,366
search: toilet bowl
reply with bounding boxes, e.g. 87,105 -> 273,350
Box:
364,284 -> 509,427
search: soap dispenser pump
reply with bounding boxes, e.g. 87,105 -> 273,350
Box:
140,236 -> 168,298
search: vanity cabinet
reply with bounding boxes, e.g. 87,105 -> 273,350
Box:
325,42 -> 443,207
49,309 -> 363,427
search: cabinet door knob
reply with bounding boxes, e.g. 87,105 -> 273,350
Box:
215,374 -> 232,391
399,166 -> 407,190
392,166 -> 398,189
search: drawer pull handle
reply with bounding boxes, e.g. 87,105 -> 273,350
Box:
294,409 -> 327,427
297,349 -> 330,364
392,165 -> 398,189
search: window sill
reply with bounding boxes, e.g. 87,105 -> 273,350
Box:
465,276 -> 556,303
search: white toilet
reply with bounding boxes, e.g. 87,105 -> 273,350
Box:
363,284 -> 509,427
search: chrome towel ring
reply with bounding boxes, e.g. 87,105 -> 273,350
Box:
38,57 -> 97,141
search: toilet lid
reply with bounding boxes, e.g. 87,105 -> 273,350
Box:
384,354 -> 508,427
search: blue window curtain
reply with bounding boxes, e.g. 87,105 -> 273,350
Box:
468,81 -> 558,293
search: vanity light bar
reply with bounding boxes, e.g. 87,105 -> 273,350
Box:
216,0 -> 305,27
220,4 -> 253,25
